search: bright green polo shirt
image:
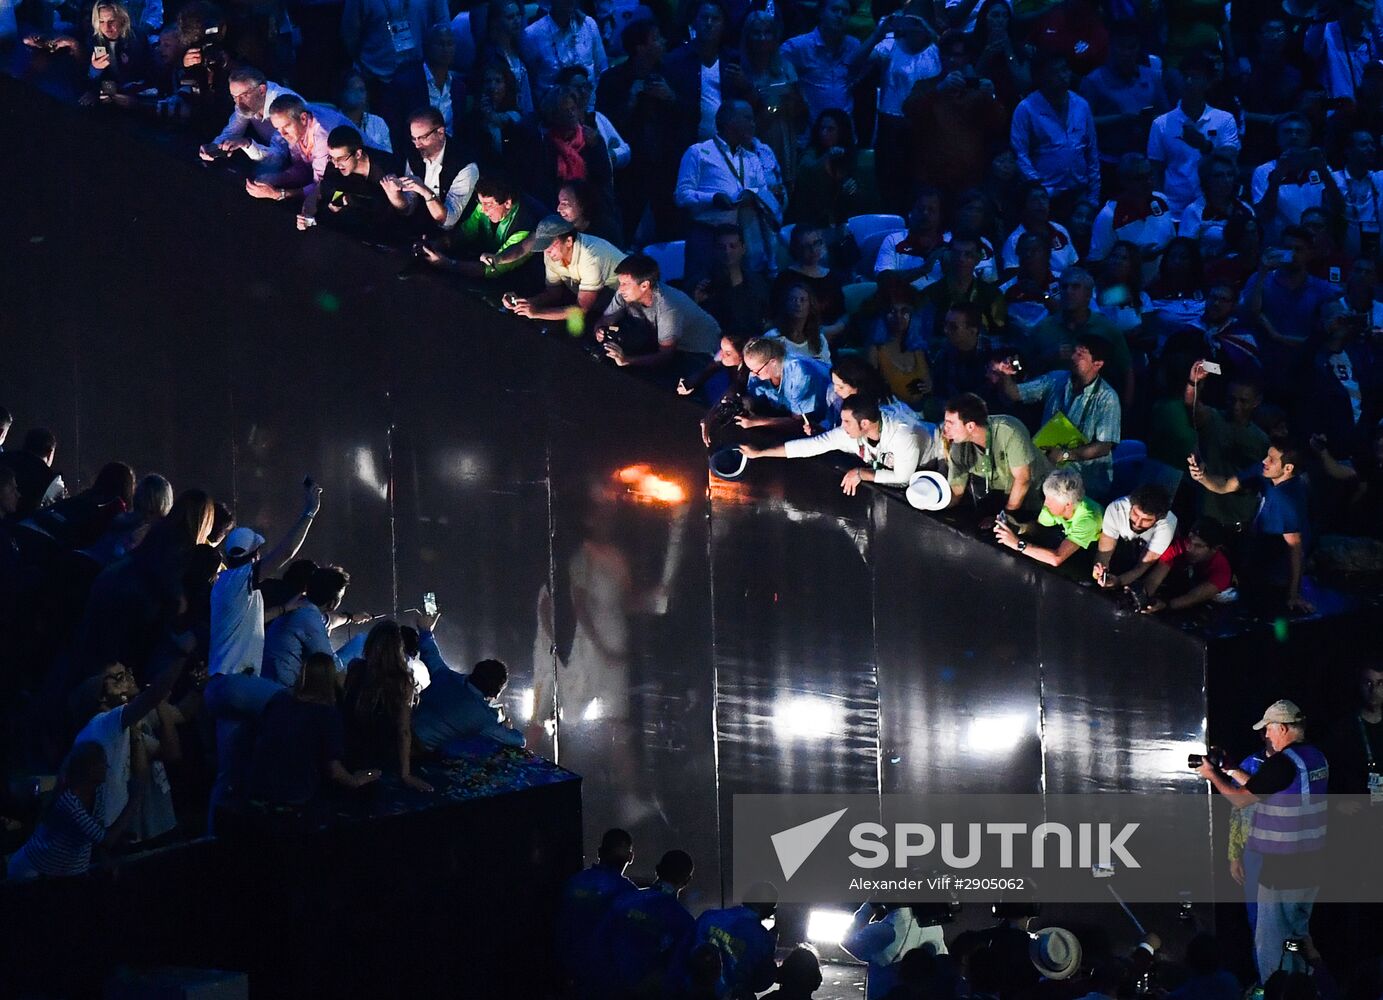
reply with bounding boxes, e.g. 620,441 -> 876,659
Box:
1037,497 -> 1105,548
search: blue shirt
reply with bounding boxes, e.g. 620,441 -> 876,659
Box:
781,28 -> 863,122
747,355 -> 832,423
684,904 -> 778,997
556,865 -> 638,977
261,605 -> 340,688
1010,90 -> 1101,196
1238,466 -> 1311,585
1238,272 -> 1335,388
589,881 -> 695,995
411,631 -> 524,752
1017,371 -> 1122,498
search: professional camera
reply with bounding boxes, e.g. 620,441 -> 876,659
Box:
703,391 -> 749,447
1187,746 -> 1230,770
178,25 -> 223,98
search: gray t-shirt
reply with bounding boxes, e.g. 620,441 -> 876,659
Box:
602,283 -> 722,356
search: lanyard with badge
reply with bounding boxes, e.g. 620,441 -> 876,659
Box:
1361,716 -> 1383,804
713,137 -> 746,189
384,0 -> 416,55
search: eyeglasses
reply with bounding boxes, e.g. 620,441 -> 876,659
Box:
410,126 -> 443,145
329,151 -> 357,166
749,358 -> 774,378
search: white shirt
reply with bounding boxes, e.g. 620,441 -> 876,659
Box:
75,707 -> 130,827
521,14 -> 607,103
544,233 -> 625,293
1332,167 -> 1383,236
783,413 -> 933,485
212,80 -> 298,168
1328,350 -> 1364,423
873,231 -> 998,285
674,136 -> 783,226
870,37 -> 941,116
1000,221 -> 1078,275
209,561 -> 264,678
404,146 -> 479,230
1177,196 -> 1253,259
1101,496 -> 1177,557
592,110 -> 631,170
1251,159 -> 1327,241
358,111 -> 393,153
1146,102 -> 1240,216
765,327 -> 832,364
425,64 -> 454,132
699,58 -> 721,141
1319,20 -> 1378,100
1089,194 -> 1175,277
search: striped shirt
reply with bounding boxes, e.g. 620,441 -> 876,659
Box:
8,791 -> 105,878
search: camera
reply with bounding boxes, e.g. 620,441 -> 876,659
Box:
1187,746 -> 1230,770
99,79 -> 118,98
1121,583 -> 1153,613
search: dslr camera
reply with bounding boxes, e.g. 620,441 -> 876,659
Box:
1187,746 -> 1230,770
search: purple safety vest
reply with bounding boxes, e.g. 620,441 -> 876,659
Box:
1246,744 -> 1329,856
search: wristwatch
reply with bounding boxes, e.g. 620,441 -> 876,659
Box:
1016,539 -> 1027,552
1061,448 -> 1071,463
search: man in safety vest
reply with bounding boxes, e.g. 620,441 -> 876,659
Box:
1197,699 -> 1328,983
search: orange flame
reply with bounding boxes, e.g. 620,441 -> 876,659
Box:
614,465 -> 688,505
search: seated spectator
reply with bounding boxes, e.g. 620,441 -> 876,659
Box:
246,652 -> 381,805
765,282 -> 832,364
1092,242 -> 1153,339
772,226 -> 846,331
930,303 -> 1002,412
905,30 -> 1010,200
788,109 -> 881,230
0,427 -> 65,515
341,620 -> 432,791
387,23 -> 463,140
262,564 -> 350,689
1025,268 -> 1134,404
681,883 -> 779,999
740,394 -> 943,495
529,86 -> 619,230
337,70 -> 392,154
993,467 -> 1104,575
825,355 -> 933,433
555,63 -> 631,174
691,224 -> 770,338
874,187 -> 948,285
458,59 -> 537,175
675,99 -> 784,287
1001,182 -> 1079,277
993,334 -> 1122,501
1000,232 -> 1062,340
1185,281 -> 1261,386
1239,224 -> 1336,402
6,739 -> 143,879
738,336 -> 833,433
196,65 -> 295,170
1009,52 -> 1100,215
1140,518 -> 1234,614
412,619 -> 526,754
595,253 -> 723,377
304,125 -> 402,236
1250,114 -> 1340,246
385,106 -> 480,234
1188,436 -> 1313,613
1147,53 -> 1240,220
869,286 -> 931,410
850,6 -> 942,211
242,94 -> 337,206
1089,153 -> 1175,279
1185,359 -> 1272,529
1146,236 -> 1208,331
502,215 -> 623,329
1079,23 -> 1169,176
520,0 -> 607,102
919,233 -> 1007,341
1300,206 -> 1353,287
590,849 -> 696,999
943,392 -> 1052,514
1093,484 -> 1178,588
555,828 -> 637,987
418,173 -> 542,286
1179,153 -> 1256,269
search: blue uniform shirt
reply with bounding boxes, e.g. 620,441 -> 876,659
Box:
686,904 -> 778,997
556,864 -> 638,977
590,881 -> 694,995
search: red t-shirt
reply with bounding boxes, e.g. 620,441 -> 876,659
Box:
1158,539 -> 1232,592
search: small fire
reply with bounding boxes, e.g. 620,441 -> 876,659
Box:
615,464 -> 688,505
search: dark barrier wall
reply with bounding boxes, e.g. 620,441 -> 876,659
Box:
1,77 -> 1214,911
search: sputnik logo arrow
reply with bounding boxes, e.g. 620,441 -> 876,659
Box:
770,808 -> 849,881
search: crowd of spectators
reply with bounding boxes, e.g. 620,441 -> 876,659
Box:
15,0 -> 1382,614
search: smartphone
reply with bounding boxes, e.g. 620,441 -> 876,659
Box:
422,592 -> 438,616
94,45 -> 108,58
1200,361 -> 1222,376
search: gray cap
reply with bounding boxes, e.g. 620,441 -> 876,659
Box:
532,214 -> 577,244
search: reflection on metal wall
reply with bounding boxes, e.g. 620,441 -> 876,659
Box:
0,76 -> 1209,910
